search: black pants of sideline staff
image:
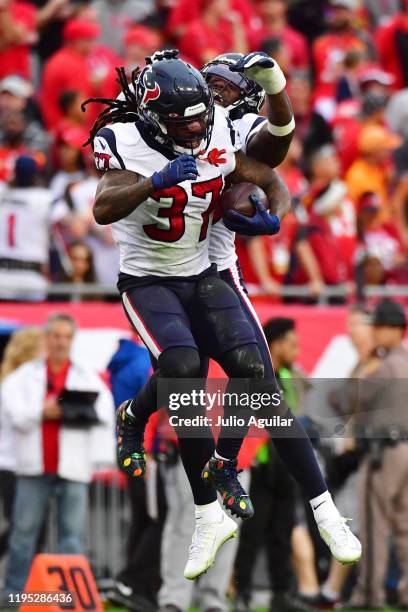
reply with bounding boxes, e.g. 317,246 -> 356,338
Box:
234,444 -> 296,599
116,473 -> 166,608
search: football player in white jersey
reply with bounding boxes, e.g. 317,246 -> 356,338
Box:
200,51 -> 362,573
111,50 -> 362,580
0,156 -> 55,300
152,52 -> 361,606
88,51 -> 291,579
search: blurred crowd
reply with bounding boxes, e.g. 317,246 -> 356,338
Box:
2,0 -> 408,302
1,300 -> 408,611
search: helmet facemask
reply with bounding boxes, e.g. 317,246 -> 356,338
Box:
201,59 -> 265,120
148,103 -> 214,156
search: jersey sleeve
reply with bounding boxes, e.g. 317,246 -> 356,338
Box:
234,114 -> 267,154
93,127 -> 127,172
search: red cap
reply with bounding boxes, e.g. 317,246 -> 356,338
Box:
63,19 -> 100,42
358,64 -> 395,87
123,25 -> 160,49
358,192 -> 381,212
58,126 -> 88,149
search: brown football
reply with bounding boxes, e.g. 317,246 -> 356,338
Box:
220,182 -> 268,219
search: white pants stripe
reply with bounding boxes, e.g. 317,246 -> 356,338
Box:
122,291 -> 162,359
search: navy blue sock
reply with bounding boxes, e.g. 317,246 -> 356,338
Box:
128,373 -> 159,433
268,410 -> 327,499
129,373 -> 217,505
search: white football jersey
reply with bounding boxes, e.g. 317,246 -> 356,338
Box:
0,186 -> 53,263
93,105 -> 238,277
208,113 -> 266,272
0,185 -> 53,297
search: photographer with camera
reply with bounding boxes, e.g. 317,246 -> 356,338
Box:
349,299 -> 408,610
0,312 -> 115,596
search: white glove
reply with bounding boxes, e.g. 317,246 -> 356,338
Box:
230,51 -> 286,95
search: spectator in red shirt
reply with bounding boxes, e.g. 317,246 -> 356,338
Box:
239,209 -> 299,298
375,0 -> 408,91
0,76 -> 49,155
278,136 -> 308,200
0,110 -> 45,182
86,40 -> 122,101
95,25 -> 161,110
1,312 -> 115,594
304,145 -> 357,279
166,0 -> 259,45
250,0 -> 309,71
41,18 -> 101,130
178,0 -> 248,67
237,139 -> 305,297
356,191 -> 407,286
332,85 -> 391,174
0,0 -> 37,80
284,146 -> 355,301
34,0 -> 96,63
289,72 -> 333,159
122,25 -> 161,78
312,0 -> 369,120
56,89 -> 87,133
290,207 -> 349,304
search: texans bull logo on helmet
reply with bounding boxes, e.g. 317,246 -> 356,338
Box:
140,68 -> 161,107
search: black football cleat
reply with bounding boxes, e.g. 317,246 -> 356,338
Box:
116,400 -> 146,477
270,592 -> 317,612
201,456 -> 254,519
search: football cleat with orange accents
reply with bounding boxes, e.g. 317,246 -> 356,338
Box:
201,456 -> 254,519
116,400 -> 146,477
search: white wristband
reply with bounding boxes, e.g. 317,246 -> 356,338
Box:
267,117 -> 296,137
264,63 -> 287,94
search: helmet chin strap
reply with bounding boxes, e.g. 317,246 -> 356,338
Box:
214,98 -> 243,117
154,115 -> 205,157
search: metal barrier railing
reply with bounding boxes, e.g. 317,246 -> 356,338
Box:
0,472 -> 129,587
0,282 -> 407,304
43,472 -> 129,581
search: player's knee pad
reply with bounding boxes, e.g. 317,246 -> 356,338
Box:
158,347 -> 201,378
221,343 -> 264,379
196,276 -> 257,359
197,275 -> 238,309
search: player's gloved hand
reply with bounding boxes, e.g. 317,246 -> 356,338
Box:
223,194 -> 280,236
151,154 -> 198,190
230,51 -> 286,95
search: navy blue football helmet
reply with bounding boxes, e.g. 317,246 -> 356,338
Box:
136,49 -> 214,156
201,52 -> 265,120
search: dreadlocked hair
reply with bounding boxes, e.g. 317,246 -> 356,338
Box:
81,66 -> 141,147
